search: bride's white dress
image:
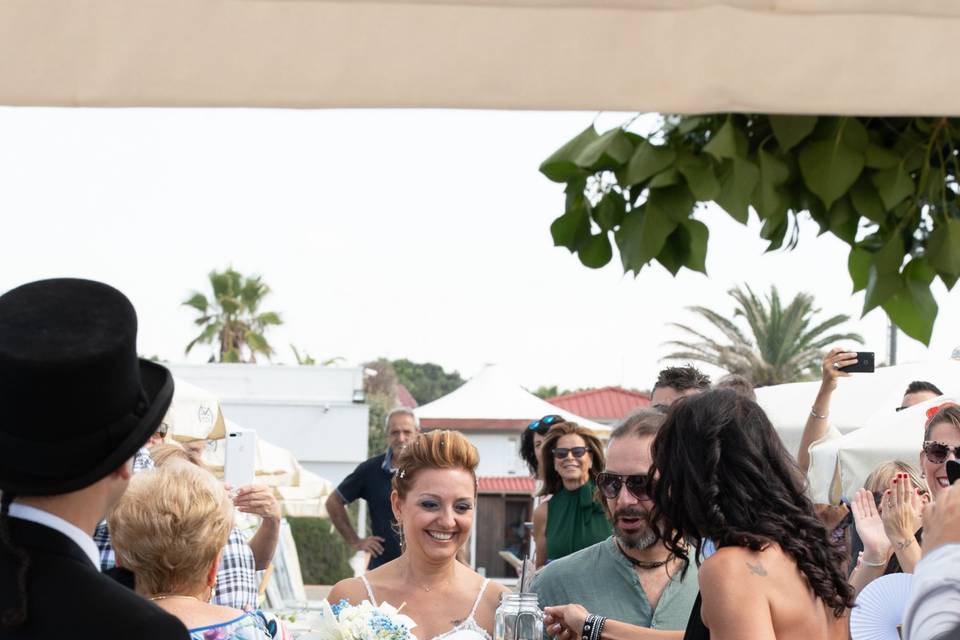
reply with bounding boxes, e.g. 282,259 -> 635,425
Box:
358,575 -> 493,640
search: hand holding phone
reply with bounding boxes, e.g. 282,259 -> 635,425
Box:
838,351 -> 875,373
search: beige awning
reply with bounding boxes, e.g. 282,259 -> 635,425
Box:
1,1 -> 957,114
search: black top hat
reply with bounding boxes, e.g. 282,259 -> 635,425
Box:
0,278 -> 174,496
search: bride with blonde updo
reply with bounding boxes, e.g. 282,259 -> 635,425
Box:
328,430 -> 508,640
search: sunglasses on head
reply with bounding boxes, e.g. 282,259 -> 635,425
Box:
528,414 -> 564,433
923,440 -> 960,465
553,446 -> 588,460
595,472 -> 649,501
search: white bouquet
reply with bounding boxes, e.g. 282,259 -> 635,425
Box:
296,599 -> 417,640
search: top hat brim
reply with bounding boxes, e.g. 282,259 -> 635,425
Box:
0,360 -> 174,496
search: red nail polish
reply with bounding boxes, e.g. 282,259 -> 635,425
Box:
893,479 -> 898,484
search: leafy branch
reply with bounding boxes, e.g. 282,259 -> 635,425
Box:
541,115 -> 960,344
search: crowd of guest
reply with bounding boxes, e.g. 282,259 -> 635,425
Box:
1,277 -> 959,640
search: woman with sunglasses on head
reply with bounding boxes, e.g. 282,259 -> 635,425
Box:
520,415 -> 563,479
849,404 -> 960,592
648,389 -> 853,640
533,421 -> 611,568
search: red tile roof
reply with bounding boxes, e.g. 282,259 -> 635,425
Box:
478,476 -> 536,495
421,418 -> 530,432
547,386 -> 650,422
395,384 -> 418,409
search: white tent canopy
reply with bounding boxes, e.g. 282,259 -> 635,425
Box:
754,359 -> 960,504
1,1 -> 958,115
415,363 -> 611,436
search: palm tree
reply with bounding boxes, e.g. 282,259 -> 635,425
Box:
663,284 -> 863,386
183,268 -> 283,363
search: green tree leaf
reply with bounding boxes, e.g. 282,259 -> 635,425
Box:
798,138 -> 865,210
676,152 -> 720,200
655,224 -> 690,276
865,144 -> 901,169
575,128 -> 634,170
578,232 -> 613,268
684,219 -> 709,274
872,164 -> 915,211
828,196 -> 858,245
849,178 -> 887,224
847,246 -> 871,293
882,259 -> 938,345
615,206 -> 678,274
550,204 -> 591,251
862,267 -> 903,315
769,115 -> 818,152
647,185 -> 695,224
755,150 -> 790,220
592,192 -> 626,232
539,126 -> 599,182
873,233 -> 906,274
926,217 -> 960,277
619,142 -> 676,187
704,119 -> 743,161
649,168 -> 681,188
715,157 -> 760,223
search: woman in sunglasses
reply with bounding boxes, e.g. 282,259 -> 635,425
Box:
648,389 -> 853,640
851,404 -> 960,590
533,421 -> 610,568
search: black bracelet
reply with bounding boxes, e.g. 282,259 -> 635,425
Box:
582,615 -> 596,640
593,616 -> 607,640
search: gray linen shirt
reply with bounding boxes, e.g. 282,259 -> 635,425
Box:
531,536 -> 699,632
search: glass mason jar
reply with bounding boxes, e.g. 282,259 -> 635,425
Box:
494,593 -> 543,640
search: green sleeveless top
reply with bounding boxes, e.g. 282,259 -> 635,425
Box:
545,479 -> 612,562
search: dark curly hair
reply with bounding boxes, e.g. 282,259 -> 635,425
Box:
519,421 -> 551,476
647,389 -> 854,617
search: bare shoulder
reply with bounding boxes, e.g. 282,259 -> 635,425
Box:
328,576 -> 368,605
699,546 -> 773,587
483,578 -> 510,604
533,501 -> 548,521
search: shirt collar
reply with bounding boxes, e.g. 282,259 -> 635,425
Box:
382,448 -> 394,472
8,502 -> 101,571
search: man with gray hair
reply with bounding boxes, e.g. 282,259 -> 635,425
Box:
325,407 -> 418,570
532,410 -> 698,638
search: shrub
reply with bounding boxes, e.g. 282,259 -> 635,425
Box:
287,517 -> 353,585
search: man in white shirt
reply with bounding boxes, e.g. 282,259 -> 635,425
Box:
903,474 -> 960,640
0,278 -> 188,639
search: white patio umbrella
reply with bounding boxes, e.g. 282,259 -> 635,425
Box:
164,376 -> 227,441
0,1 -> 958,114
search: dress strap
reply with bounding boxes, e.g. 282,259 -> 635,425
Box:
467,578 -> 491,619
358,574 -> 379,606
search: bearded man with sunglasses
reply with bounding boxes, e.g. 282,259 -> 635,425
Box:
532,411 -> 698,640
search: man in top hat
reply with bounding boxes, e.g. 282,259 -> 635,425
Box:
0,278 -> 188,639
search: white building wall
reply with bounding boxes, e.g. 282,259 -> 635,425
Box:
463,431 -> 529,477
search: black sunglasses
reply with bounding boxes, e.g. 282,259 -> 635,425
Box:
553,446 -> 588,460
595,472 -> 649,500
528,414 -> 564,433
923,440 -> 960,465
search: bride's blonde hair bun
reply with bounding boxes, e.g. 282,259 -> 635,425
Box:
393,430 -> 479,498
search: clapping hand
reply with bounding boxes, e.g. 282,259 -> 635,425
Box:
851,488 -> 891,565
544,604 -> 588,640
880,473 -> 923,551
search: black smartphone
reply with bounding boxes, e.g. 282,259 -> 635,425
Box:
839,351 -> 875,373
947,460 -> 960,485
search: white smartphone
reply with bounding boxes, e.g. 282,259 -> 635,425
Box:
224,427 -> 257,490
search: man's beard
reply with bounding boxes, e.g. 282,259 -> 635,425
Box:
612,507 -> 658,550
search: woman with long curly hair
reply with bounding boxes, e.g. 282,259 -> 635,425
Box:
648,389 -> 853,640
